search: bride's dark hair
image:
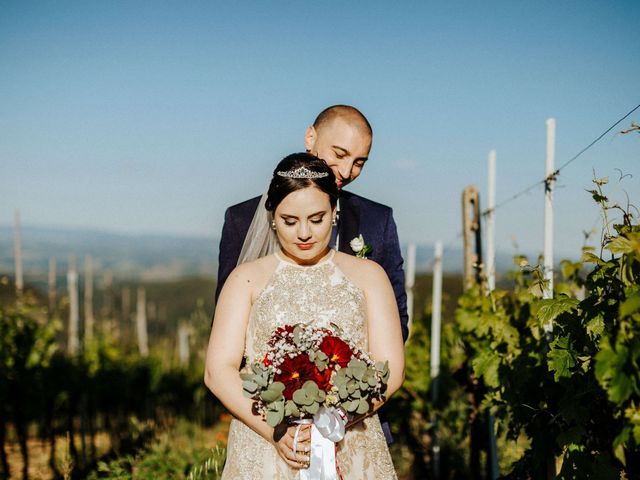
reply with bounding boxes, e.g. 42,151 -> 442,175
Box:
265,152 -> 338,212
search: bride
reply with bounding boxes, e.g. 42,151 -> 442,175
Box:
205,153 -> 405,479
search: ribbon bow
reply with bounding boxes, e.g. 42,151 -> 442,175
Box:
292,407 -> 348,480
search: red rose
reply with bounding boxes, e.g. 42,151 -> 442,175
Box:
314,366 -> 333,392
274,353 -> 322,400
319,335 -> 354,369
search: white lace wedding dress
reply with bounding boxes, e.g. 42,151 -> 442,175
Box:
221,250 -> 397,479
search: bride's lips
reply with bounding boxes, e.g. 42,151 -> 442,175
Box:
296,243 -> 314,250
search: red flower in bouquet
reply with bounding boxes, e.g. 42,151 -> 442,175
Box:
274,325 -> 296,336
314,365 -> 333,392
274,353 -> 323,400
319,335 -> 354,369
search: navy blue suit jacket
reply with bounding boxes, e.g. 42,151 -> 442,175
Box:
215,190 -> 409,341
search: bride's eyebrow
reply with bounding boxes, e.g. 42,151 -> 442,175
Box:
279,211 -> 327,219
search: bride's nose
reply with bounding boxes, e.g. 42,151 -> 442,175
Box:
297,222 -> 311,241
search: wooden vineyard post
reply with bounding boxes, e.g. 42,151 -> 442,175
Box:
543,118 -> 557,479
84,255 -> 95,345
430,241 -> 443,480
67,256 -> 80,355
136,287 -> 149,357
486,150 -> 497,292
48,257 -> 57,317
462,185 -> 499,479
462,186 -> 483,290
14,210 -> 23,299
485,151 -> 500,480
405,242 -> 416,334
121,287 -> 131,345
543,119 -> 556,325
178,323 -> 191,366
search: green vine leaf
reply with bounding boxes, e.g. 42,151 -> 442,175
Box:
595,339 -> 635,404
548,335 -> 577,381
620,293 -> 640,318
537,296 -> 580,326
607,236 -> 633,255
471,350 -> 500,388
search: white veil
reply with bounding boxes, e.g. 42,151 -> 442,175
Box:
236,187 -> 280,265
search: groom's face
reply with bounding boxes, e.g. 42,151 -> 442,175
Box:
304,117 -> 371,189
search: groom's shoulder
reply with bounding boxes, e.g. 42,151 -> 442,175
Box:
341,190 -> 393,215
226,195 -> 262,219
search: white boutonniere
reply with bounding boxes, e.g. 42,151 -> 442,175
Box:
350,234 -> 372,259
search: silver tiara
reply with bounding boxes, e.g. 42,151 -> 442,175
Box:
276,166 -> 329,179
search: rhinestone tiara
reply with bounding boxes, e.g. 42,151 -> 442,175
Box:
276,166 -> 329,179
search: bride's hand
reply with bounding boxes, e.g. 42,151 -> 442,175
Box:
272,423 -> 311,469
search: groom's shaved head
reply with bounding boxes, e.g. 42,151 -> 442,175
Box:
313,105 -> 372,139
305,105 -> 372,189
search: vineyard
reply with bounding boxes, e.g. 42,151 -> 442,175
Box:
2,174 -> 640,478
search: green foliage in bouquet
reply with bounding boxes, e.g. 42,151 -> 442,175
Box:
334,358 -> 389,415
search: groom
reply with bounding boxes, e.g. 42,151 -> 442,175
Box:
215,105 -> 408,342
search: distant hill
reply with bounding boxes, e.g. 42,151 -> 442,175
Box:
0,225 -> 218,281
0,224 -> 533,282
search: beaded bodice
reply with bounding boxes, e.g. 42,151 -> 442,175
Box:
244,250 -> 367,363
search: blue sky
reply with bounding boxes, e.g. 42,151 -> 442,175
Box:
2,1 -> 639,260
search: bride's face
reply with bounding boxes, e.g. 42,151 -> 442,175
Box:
273,186 -> 335,264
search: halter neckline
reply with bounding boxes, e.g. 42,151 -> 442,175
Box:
274,248 -> 336,268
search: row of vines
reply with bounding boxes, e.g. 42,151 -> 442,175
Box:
386,177 -> 640,479
456,180 -> 640,478
0,298 -> 222,480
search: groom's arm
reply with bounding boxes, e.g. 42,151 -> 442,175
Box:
381,209 -> 409,342
215,207 -> 244,302
215,196 -> 262,302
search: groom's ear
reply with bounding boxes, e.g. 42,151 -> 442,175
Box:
304,126 -> 317,153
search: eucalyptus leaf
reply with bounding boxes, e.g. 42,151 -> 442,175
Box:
343,399 -> 358,413
356,398 -> 370,415
293,389 -> 308,405
285,400 -> 300,417
242,380 -> 259,394
271,382 -> 286,394
266,410 -> 284,427
302,380 -> 319,395
254,373 -> 269,388
307,402 -> 320,414
260,388 -> 283,403
338,383 -> 349,399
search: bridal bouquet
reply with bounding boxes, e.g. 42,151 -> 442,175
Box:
240,323 -> 390,428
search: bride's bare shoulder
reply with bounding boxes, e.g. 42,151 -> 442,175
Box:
333,251 -> 388,290
225,254 -> 279,291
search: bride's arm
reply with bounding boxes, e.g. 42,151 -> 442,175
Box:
365,261 -> 405,397
204,265 -> 274,440
347,261 -> 405,426
205,264 -> 311,468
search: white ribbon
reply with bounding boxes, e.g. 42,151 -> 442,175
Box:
295,407 -> 348,480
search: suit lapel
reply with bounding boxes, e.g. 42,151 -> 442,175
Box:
338,192 -> 360,255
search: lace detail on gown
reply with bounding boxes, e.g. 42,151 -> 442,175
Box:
221,251 -> 397,479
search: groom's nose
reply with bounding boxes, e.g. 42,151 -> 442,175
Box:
337,161 -> 353,181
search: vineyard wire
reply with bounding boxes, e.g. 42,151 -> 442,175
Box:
481,102 -> 640,217
420,102 -> 640,271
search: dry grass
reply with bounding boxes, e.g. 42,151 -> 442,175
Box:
5,430 -> 112,480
